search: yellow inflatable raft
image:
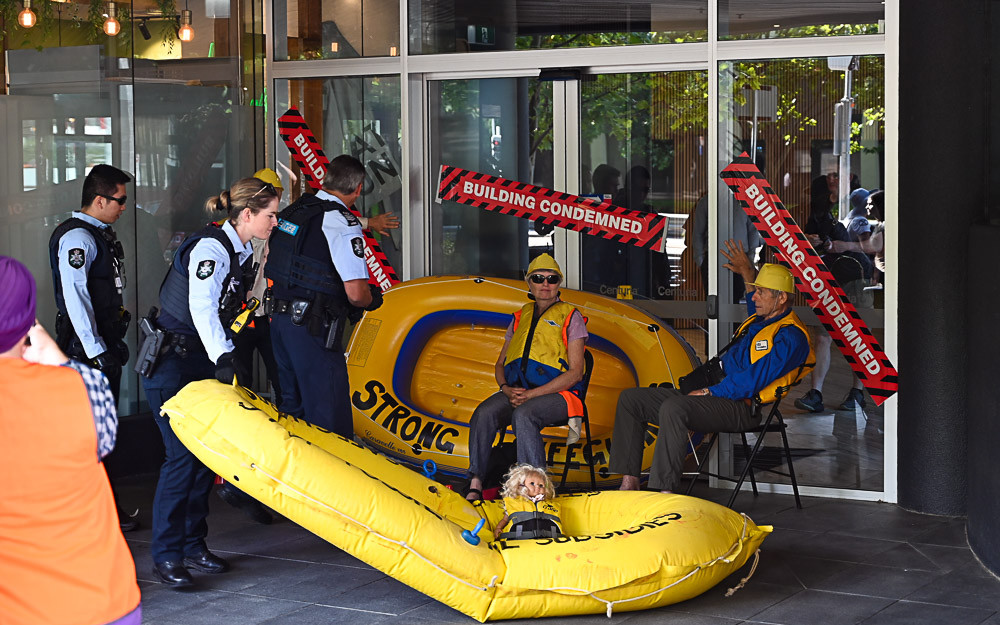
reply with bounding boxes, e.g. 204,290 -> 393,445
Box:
346,276 -> 699,487
163,381 -> 771,622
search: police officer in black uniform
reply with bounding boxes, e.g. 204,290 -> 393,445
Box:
48,164 -> 135,531
49,164 -> 132,403
267,155 -> 384,437
143,177 -> 279,588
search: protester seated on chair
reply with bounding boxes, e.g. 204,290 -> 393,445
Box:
465,254 -> 588,501
609,240 -> 814,493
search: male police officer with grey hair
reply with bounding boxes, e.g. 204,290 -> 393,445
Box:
49,163 -> 137,532
610,240 -> 814,493
266,155 -> 384,438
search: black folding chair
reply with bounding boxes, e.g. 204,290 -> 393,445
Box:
551,349 -> 597,491
684,387 -> 802,509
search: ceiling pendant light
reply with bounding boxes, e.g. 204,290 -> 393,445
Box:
18,0 -> 37,28
178,7 -> 194,42
103,1 -> 121,36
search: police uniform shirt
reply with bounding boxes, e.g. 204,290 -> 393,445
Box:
187,220 -> 253,364
316,190 -> 369,283
56,211 -> 120,358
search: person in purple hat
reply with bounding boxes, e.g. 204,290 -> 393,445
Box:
0,256 -> 141,625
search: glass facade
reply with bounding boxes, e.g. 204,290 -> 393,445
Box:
265,0 -> 893,497
719,0 -> 884,40
273,0 -> 399,60
0,0 -> 264,417
0,0 -> 894,498
410,0 -> 708,54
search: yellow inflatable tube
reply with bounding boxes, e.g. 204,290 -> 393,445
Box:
164,381 -> 772,622
346,276 -> 700,487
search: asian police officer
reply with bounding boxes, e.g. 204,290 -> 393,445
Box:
48,163 -> 135,531
266,154 -> 384,437
49,164 -> 132,403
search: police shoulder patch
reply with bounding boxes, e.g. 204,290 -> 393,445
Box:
196,259 -> 216,280
277,219 -> 299,236
351,237 -> 365,258
67,248 -> 86,269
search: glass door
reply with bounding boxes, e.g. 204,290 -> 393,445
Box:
428,77 -> 555,278
717,56 -> 887,493
578,70 -> 711,364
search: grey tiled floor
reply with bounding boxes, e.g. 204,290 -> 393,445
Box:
118,478 -> 1000,625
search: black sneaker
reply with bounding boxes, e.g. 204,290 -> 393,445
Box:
117,506 -> 139,532
217,483 -> 273,525
794,389 -> 824,413
837,388 -> 866,411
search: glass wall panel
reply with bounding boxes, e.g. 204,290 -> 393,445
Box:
428,78 -> 553,278
717,55 -> 885,492
719,0 -> 883,40
275,76 -> 404,277
579,70 -> 709,361
410,0 -> 707,55
274,0 -> 400,60
0,0 -> 262,417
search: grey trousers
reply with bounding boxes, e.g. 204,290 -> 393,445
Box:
608,387 -> 758,491
467,391 -> 570,477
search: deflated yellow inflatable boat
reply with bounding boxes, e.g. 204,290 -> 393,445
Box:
164,381 -> 772,622
346,276 -> 700,487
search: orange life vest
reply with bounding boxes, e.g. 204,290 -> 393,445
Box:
0,359 -> 140,625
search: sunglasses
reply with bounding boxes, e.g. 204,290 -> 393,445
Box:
98,193 -> 127,205
250,182 -> 276,201
529,273 -> 560,285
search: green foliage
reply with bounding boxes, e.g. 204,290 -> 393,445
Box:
437,27 -> 884,179
723,23 -> 879,41
154,0 -> 177,48
86,0 -> 103,41
515,30 -> 707,49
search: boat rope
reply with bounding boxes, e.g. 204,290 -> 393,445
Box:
724,549 -> 761,597
539,514 -> 755,618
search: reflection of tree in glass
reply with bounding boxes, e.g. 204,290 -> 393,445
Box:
724,56 -> 884,167
723,23 -> 879,41
528,70 -> 707,176
515,30 -> 707,50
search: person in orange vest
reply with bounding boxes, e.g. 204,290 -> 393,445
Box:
464,254 -> 588,501
0,255 -> 141,625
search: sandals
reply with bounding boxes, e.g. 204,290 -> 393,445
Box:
465,488 -> 483,502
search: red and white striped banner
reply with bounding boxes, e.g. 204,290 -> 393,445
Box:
721,153 -> 898,405
277,108 -> 399,292
436,165 -> 669,251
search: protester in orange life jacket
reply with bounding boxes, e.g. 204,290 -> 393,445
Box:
609,240 -> 813,493
465,254 -> 588,501
0,256 -> 141,625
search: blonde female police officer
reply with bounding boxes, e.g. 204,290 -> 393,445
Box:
143,177 -> 279,588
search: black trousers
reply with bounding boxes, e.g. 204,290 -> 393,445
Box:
232,315 -> 282,406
